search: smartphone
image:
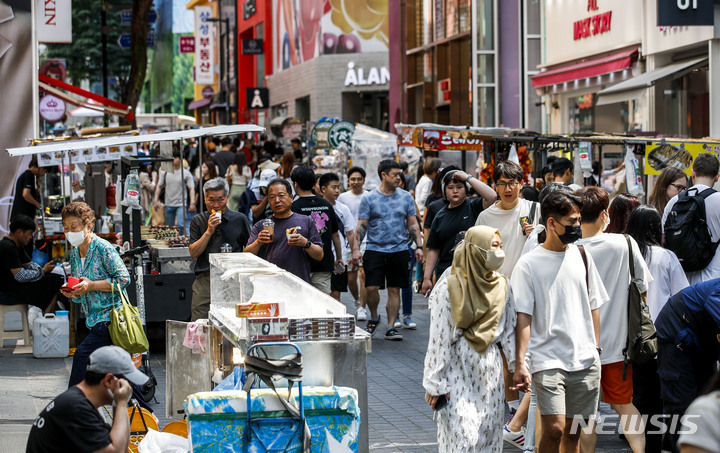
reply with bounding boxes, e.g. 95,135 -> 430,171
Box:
519,216 -> 530,236
434,394 -> 448,411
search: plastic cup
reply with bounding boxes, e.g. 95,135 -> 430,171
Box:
263,219 -> 274,241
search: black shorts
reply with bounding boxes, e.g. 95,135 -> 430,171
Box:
330,271 -> 348,292
363,250 -> 410,289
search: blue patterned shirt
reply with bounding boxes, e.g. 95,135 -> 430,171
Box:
69,235 -> 130,327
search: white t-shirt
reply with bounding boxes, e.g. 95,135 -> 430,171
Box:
576,234 -> 652,365
332,201 -> 356,260
512,244 -> 609,374
475,198 -> 539,278
337,190 -> 367,222
662,183 -> 720,285
645,246 -> 689,322
678,391 -> 720,452
415,175 -> 433,212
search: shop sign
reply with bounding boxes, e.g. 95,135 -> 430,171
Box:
246,88 -> 269,110
179,36 -> 195,53
39,94 -> 66,122
194,6 -> 215,85
573,11 -> 612,40
657,0 -> 714,26
344,62 -> 390,87
396,126 -> 423,148
201,86 -> 214,98
423,130 -> 485,152
328,121 -> 355,148
311,121 -> 334,148
37,0 -> 72,43
645,141 -> 720,176
242,39 -> 264,55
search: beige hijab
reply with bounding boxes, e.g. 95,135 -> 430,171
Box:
447,225 -> 507,355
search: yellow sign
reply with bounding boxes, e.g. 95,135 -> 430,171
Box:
645,142 -> 720,176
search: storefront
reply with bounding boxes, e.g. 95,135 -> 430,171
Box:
532,0 -> 643,135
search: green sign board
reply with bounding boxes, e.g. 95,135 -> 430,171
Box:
328,121 -> 355,148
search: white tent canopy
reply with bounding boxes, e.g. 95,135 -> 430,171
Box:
6,124 -> 265,157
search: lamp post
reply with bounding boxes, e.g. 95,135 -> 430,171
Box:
206,17 -> 230,124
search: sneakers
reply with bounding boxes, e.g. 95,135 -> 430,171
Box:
402,315 -> 417,329
354,299 -> 361,308
503,424 -> 525,449
384,328 -> 403,340
365,316 -> 381,336
393,320 -> 401,328
356,306 -> 368,321
412,280 -> 422,294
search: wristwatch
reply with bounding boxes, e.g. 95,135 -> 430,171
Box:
304,240 -> 312,249
596,347 -> 603,355
465,174 -> 473,182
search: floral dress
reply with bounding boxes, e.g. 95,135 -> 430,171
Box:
423,275 -> 517,453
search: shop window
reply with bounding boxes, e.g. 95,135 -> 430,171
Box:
476,54 -> 494,84
476,0 -> 494,50
477,87 -> 495,126
567,94 -> 595,134
295,97 -> 310,124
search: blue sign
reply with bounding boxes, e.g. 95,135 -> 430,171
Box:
117,32 -> 156,49
148,9 -> 157,24
120,8 -> 157,26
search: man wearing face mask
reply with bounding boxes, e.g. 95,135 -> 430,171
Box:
575,187 -> 652,453
511,191 -> 609,453
26,346 -> 148,453
61,202 -> 130,387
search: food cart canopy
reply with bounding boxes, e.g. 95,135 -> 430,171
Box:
352,124 -> 396,143
6,124 -> 265,157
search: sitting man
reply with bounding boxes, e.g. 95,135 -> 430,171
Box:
26,345 -> 149,453
0,215 -> 63,314
245,178 -> 323,283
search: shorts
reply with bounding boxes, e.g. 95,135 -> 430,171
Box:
331,271 -> 348,292
534,360 -> 601,418
363,250 -> 410,289
310,272 -> 332,293
601,361 -> 633,404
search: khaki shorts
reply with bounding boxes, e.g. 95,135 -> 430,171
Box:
310,271 -> 332,294
534,360 -> 601,418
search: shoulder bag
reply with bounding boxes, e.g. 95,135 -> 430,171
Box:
109,282 -> 149,354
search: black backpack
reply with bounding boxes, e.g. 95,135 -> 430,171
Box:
664,187 -> 720,272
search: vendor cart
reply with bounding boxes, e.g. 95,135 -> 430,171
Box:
165,253 -> 371,453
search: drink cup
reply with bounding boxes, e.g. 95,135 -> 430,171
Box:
263,219 -> 275,241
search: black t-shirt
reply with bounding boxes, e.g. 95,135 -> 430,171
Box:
0,236 -> 27,291
426,198 -> 485,276
424,198 -> 448,229
292,195 -> 339,272
11,170 -> 38,220
189,208 -> 251,274
26,386 -> 111,453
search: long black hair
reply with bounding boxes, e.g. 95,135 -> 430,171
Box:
625,205 -> 663,264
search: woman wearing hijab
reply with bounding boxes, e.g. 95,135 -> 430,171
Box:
423,225 -> 517,452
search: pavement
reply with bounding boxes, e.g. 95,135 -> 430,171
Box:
0,288 -> 631,453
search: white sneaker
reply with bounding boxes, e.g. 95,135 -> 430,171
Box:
503,424 -> 525,449
356,306 -> 368,321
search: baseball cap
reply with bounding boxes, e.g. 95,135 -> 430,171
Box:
86,346 -> 149,385
258,169 -> 278,187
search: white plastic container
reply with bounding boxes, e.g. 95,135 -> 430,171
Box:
33,311 -> 69,358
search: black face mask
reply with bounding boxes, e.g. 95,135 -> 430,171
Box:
554,221 -> 582,244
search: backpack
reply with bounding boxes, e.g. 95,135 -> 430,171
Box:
664,187 -> 720,272
622,234 -> 657,379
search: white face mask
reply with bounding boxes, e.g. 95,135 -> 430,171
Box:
65,230 -> 87,247
462,240 -> 506,271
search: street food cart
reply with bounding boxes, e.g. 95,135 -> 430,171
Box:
165,253 -> 371,452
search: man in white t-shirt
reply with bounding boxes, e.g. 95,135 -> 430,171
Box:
319,172 -> 360,301
662,152 -> 720,285
576,187 -> 652,453
475,160 -> 539,278
512,191 -> 609,453
337,167 -> 369,319
550,157 -> 583,191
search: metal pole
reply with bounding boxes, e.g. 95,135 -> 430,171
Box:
225,18 -> 230,125
198,138 -> 205,213
31,0 -> 39,139
101,0 -> 109,128
710,5 -> 720,137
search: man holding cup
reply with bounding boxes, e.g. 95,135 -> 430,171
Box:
189,177 -> 251,321
245,179 -> 323,283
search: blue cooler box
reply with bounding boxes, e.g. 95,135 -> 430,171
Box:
185,386 -> 360,453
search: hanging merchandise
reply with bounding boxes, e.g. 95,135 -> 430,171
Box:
624,146 -> 644,195
508,144 -> 520,165
577,142 -> 593,177
122,170 -> 142,213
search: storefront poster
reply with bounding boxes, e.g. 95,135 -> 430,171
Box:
194,6 -> 214,85
422,130 -> 484,152
645,141 -> 720,176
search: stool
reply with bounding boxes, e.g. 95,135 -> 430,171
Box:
0,304 -> 31,347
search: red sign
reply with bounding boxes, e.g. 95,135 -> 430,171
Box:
201,86 -> 214,98
423,130 -> 485,152
179,36 -> 195,53
574,11 -> 612,40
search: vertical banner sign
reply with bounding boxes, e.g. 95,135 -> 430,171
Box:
194,6 -> 214,85
36,0 -> 72,43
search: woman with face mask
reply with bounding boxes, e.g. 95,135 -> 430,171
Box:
423,225 -> 517,452
61,202 -> 130,387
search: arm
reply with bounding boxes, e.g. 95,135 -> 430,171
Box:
331,231 -> 344,267
408,215 -> 423,262
153,173 -> 164,206
346,229 -> 360,266
23,188 -> 40,208
591,308 -> 601,348
422,285 -> 452,407
188,214 -> 221,258
12,264 -> 44,283
680,447 -> 714,453
355,219 -> 368,244
454,171 -> 497,209
251,195 -> 268,219
244,228 -> 272,255
95,379 -> 132,453
188,178 -> 196,212
512,312 -> 532,392
421,248 -> 440,295
286,233 -> 323,260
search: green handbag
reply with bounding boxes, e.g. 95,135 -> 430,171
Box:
109,283 -> 149,354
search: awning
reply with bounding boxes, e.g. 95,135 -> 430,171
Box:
596,57 -> 707,105
531,49 -> 638,88
6,124 -> 265,157
39,74 -> 134,119
188,98 -> 211,110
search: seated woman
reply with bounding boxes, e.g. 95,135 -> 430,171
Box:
61,202 -> 130,387
0,215 -> 63,315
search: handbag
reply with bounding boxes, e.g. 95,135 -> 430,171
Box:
109,282 -> 149,354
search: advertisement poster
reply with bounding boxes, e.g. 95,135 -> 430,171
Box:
422,130 -> 485,152
194,6 -> 214,85
0,0 -> 33,233
644,141 -> 720,176
272,0 -> 389,72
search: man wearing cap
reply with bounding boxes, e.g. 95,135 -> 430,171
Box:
154,149 -> 196,234
26,346 -> 148,453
